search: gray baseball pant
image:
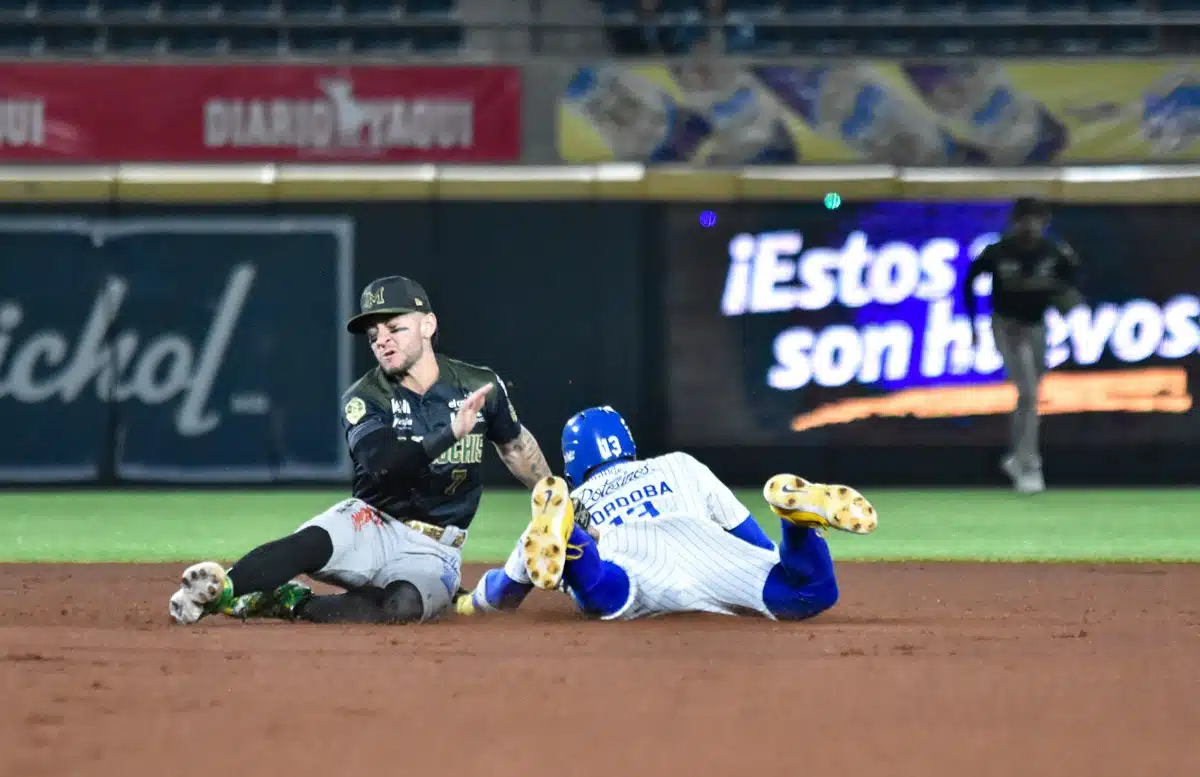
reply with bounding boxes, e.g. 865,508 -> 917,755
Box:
991,314 -> 1047,474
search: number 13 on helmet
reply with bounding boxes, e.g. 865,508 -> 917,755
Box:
561,406 -> 638,488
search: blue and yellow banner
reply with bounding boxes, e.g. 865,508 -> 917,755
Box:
557,60 -> 1199,165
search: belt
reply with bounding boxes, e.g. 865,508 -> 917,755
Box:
404,519 -> 467,549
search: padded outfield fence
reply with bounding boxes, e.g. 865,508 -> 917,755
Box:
0,162 -> 1196,488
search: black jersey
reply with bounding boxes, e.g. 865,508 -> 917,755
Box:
965,235 -> 1081,324
340,355 -> 521,529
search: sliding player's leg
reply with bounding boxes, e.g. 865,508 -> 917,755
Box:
761,522 -> 839,620
524,476 -> 630,617
760,474 -> 877,621
456,543 -> 535,615
459,476 -> 630,618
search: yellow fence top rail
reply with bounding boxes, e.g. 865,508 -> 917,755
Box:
0,163 -> 1195,203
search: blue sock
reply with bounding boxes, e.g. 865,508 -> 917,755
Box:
778,522 -> 835,583
562,525 -> 630,618
481,568 -> 532,611
761,522 -> 839,620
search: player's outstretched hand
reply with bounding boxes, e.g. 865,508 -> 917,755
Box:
452,382 -> 493,440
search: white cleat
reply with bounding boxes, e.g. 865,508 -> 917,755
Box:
1015,470 -> 1046,495
522,476 -> 577,591
168,561 -> 230,624
763,474 -> 878,535
1002,455 -> 1045,494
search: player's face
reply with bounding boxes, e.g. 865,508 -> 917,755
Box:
1013,214 -> 1048,241
366,312 -> 431,376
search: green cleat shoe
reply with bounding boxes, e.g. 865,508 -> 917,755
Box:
226,581 -> 313,621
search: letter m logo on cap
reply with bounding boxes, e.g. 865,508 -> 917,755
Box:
362,286 -> 385,309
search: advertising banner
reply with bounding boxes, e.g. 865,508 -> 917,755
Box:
664,202 -> 1199,448
0,217 -> 353,481
0,64 -> 521,161
558,60 -> 1198,165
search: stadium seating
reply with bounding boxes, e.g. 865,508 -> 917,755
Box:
0,0 -> 464,54
0,0 -> 1189,55
596,0 -> 1188,55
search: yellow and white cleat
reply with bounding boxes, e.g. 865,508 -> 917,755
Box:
523,476 -> 578,590
763,474 -> 878,535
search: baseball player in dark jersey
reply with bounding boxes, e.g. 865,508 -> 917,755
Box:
964,197 -> 1084,494
168,275 -> 553,625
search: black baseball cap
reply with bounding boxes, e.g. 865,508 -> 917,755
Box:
346,275 -> 433,333
1011,196 -> 1050,221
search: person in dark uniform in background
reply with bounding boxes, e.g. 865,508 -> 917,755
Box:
168,275 -> 554,625
964,198 -> 1084,494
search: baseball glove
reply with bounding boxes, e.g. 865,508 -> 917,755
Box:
1051,285 -> 1085,314
571,497 -> 591,529
572,497 -> 601,540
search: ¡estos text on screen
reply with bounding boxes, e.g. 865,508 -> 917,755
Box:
722,230 -> 1200,391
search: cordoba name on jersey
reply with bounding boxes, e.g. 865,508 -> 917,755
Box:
580,476 -> 676,526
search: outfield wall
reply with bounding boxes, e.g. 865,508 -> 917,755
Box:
0,164 -> 1196,487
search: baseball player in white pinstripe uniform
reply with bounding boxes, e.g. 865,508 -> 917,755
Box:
456,406 -> 877,621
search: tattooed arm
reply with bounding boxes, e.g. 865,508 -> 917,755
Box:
492,426 -> 552,489
494,426 -> 553,489
483,374 -> 553,489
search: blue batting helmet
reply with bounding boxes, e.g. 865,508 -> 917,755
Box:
561,406 -> 637,488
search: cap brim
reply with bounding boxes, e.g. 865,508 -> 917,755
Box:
346,307 -> 421,333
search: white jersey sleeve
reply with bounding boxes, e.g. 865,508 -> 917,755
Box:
662,452 -> 751,530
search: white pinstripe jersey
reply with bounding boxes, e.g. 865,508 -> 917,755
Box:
570,452 -> 782,620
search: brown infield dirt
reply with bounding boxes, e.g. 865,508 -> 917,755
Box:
0,562 -> 1197,777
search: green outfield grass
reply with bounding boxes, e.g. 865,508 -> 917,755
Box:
0,488 -> 1197,564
